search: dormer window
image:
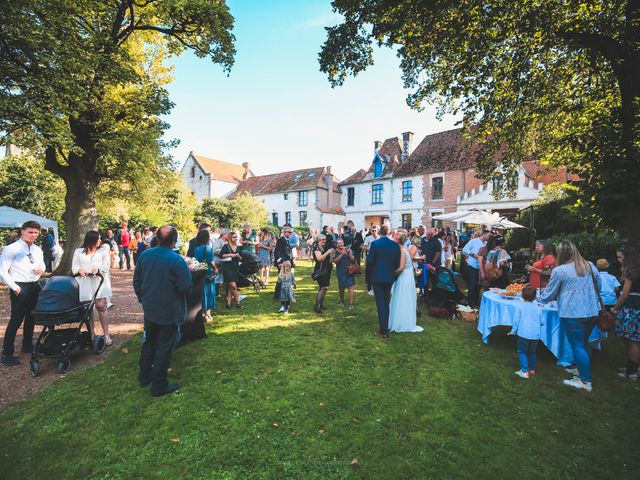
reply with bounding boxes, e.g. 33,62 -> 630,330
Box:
373,159 -> 383,178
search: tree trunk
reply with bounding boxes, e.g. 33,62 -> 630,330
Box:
54,172 -> 99,275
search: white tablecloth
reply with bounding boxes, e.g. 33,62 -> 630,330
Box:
478,291 -> 604,366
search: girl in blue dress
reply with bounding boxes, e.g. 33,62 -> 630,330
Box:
193,230 -> 218,320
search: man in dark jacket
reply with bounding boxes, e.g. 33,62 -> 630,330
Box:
366,225 -> 401,338
133,226 -> 192,397
274,226 -> 293,267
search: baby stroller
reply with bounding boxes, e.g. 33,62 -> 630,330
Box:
238,251 -> 265,292
29,273 -> 106,376
429,266 -> 468,315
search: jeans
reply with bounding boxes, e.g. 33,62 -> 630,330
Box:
118,246 -> 131,270
517,337 -> 539,372
467,266 -> 480,308
561,316 -> 597,383
2,282 -> 40,356
138,320 -> 178,394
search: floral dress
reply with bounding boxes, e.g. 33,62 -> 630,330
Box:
257,239 -> 273,267
616,278 -> 640,341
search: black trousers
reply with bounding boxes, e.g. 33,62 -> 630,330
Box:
467,266 -> 480,308
44,255 -> 53,273
2,282 -> 39,356
138,319 -> 178,394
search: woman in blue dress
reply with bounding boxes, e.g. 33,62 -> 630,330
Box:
333,239 -> 356,309
193,230 -> 218,320
257,229 -> 274,285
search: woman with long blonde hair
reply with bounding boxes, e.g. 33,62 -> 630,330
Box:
539,241 -> 601,392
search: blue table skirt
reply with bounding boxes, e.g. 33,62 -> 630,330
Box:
478,291 -> 605,366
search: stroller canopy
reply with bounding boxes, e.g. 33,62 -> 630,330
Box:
239,251 -> 261,275
35,276 -> 80,312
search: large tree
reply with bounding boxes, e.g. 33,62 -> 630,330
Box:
0,0 -> 235,271
319,0 -> 640,240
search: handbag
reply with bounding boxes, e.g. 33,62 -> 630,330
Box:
347,262 -> 361,276
311,263 -> 325,280
588,267 -> 616,332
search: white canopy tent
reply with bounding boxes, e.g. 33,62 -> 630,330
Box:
0,206 -> 59,240
432,209 -> 525,229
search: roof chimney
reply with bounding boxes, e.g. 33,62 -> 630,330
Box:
374,140 -> 382,152
401,131 -> 414,161
242,162 -> 250,181
326,166 -> 331,175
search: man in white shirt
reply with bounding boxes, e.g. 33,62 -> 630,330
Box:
363,226 -> 379,295
0,221 -> 46,366
462,229 -> 490,308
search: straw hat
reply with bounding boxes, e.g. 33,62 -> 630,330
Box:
596,258 -> 609,270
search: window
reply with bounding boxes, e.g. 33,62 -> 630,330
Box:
295,173 -> 304,179
347,187 -> 355,206
432,176 -> 443,200
493,172 -> 519,192
272,213 -> 278,226
308,172 -> 317,177
373,159 -> 383,178
298,190 -> 307,206
402,214 -> 412,230
190,167 -> 195,178
402,180 -> 413,202
285,211 -> 292,224
284,193 -> 288,200
299,211 -> 307,225
372,184 -> 383,204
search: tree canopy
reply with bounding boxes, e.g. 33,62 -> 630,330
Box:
0,0 -> 236,270
195,194 -> 268,231
319,0 -> 640,241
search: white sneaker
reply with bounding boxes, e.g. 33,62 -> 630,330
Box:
283,309 -> 289,315
563,376 -> 592,392
515,369 -> 530,379
278,305 -> 286,313
104,335 -> 113,346
564,367 -> 579,376
367,290 -> 374,296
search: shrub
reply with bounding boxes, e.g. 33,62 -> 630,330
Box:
548,231 -> 623,274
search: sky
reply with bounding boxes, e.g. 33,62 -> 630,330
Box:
165,0 -> 460,180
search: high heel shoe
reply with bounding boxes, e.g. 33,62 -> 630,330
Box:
236,303 -> 241,309
225,303 -> 231,309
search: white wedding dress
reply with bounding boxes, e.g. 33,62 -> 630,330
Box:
389,248 -> 423,333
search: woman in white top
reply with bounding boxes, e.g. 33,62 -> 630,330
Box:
441,234 -> 454,269
72,231 -> 113,345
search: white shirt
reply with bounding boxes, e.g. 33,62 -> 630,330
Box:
462,238 -> 486,269
0,239 -> 46,291
441,239 -> 452,264
363,235 -> 377,250
71,246 -> 112,301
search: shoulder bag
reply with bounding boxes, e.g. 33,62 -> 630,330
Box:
347,261 -> 361,276
588,266 -> 616,332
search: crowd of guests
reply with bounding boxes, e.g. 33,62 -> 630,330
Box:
1,219 -> 639,401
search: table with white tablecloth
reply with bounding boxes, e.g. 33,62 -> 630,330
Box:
478,291 -> 605,366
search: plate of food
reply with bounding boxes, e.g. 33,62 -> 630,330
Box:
499,291 -> 519,299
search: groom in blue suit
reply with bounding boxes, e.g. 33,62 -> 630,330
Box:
366,225 -> 401,338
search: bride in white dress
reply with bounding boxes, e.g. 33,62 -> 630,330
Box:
389,229 -> 423,333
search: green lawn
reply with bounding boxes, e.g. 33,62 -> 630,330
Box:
1,260 -> 639,479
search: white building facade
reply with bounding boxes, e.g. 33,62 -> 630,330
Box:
180,152 -> 252,201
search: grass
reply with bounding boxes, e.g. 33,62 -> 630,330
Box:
1,260 -> 639,479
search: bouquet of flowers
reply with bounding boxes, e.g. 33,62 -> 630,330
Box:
184,257 -> 208,272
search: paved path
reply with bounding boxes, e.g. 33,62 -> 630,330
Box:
0,270 -> 143,414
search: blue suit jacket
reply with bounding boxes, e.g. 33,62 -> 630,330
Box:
366,237 -> 401,284
133,246 -> 193,326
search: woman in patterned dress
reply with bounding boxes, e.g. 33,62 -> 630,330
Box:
613,246 -> 640,379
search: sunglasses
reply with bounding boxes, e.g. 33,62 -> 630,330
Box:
26,252 -> 34,264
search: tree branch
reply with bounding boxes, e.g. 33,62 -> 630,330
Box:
558,30 -> 626,62
44,145 -> 68,177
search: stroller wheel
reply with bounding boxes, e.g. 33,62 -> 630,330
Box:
30,360 -> 40,377
92,336 -> 106,355
57,357 -> 71,374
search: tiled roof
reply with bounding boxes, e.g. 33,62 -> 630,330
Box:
340,169 -> 367,185
394,128 -> 481,177
192,153 -> 250,184
231,166 -> 338,196
378,137 -> 403,160
522,160 -> 579,185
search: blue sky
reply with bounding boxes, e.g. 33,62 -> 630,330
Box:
165,0 -> 459,180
